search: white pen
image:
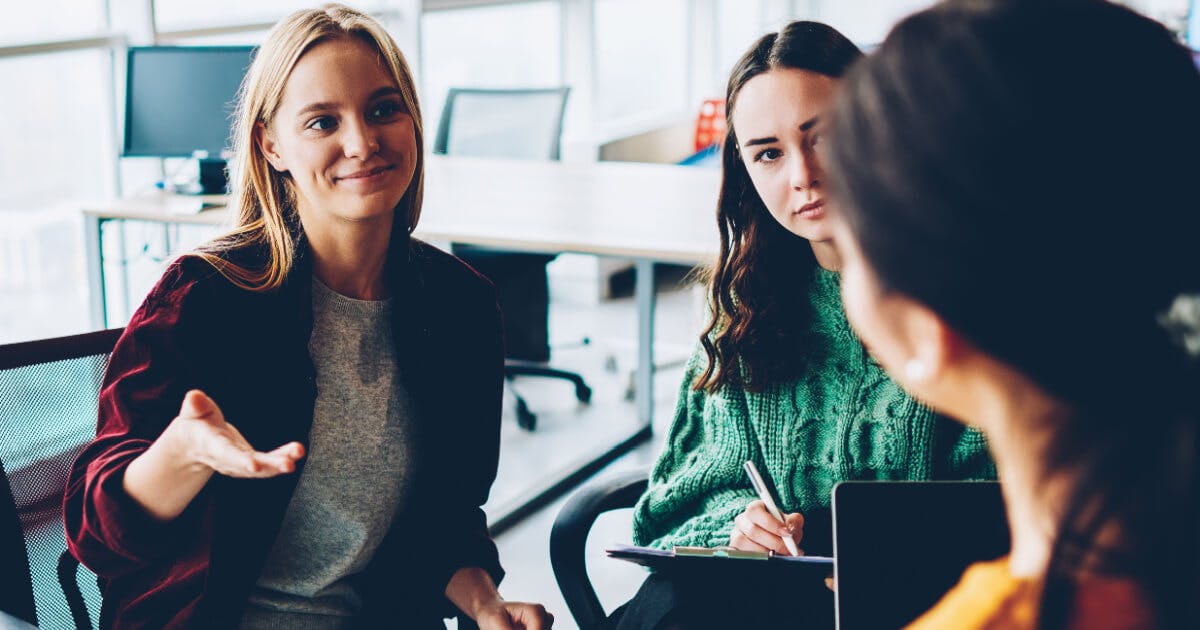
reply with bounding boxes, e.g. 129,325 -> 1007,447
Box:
743,460 -> 801,557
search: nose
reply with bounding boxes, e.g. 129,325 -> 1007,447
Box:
790,150 -> 821,194
342,117 -> 380,159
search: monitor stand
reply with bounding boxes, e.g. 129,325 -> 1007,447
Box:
174,157 -> 229,194
190,158 -> 229,195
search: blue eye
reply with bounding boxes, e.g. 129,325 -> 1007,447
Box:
370,100 -> 403,121
754,148 -> 782,163
307,116 -> 336,131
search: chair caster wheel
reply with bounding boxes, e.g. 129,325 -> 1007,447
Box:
604,355 -> 619,373
517,399 -> 537,431
576,384 -> 593,404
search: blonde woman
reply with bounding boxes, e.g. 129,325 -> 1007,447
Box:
63,5 -> 551,629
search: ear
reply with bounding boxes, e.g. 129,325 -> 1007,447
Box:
255,122 -> 287,173
890,294 -> 963,388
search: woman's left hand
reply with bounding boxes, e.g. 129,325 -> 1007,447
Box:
446,567 -> 553,629
473,599 -> 554,630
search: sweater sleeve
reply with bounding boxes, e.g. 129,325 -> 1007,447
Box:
632,350 -> 759,549
934,419 -> 997,481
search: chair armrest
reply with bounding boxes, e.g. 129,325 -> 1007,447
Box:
57,550 -> 93,630
550,469 -> 649,630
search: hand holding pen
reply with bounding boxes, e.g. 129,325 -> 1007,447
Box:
729,460 -> 804,556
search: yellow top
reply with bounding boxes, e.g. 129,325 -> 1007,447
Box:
906,556 -> 1151,630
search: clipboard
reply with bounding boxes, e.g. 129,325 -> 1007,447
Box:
606,544 -> 833,580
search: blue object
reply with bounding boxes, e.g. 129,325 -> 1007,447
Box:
677,143 -> 721,168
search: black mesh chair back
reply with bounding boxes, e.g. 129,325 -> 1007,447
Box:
0,329 -> 122,630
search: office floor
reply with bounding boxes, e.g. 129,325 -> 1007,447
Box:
467,259 -> 702,630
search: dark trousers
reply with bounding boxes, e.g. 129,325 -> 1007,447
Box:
605,570 -> 835,630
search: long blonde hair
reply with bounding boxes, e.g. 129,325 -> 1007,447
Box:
195,3 -> 424,291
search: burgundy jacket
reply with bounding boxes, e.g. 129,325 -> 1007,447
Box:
63,238 -> 505,629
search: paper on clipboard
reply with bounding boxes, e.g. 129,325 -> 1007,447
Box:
606,544 -> 833,578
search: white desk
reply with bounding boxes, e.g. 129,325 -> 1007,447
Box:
83,155 -> 722,424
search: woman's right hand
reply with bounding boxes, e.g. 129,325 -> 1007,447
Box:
124,390 -> 304,521
168,390 -> 304,477
729,500 -> 804,556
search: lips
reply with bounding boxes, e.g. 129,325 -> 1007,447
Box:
795,200 -> 826,217
336,164 -> 394,181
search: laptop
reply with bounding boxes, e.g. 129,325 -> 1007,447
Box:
832,481 -> 1010,630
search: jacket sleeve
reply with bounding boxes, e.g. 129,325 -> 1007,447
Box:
62,261 -> 212,578
632,351 -> 758,549
421,279 -> 506,617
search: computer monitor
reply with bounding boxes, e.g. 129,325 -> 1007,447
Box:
123,46 -> 256,194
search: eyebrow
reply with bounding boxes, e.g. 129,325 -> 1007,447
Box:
743,136 -> 778,148
741,116 -> 821,148
295,87 -> 403,118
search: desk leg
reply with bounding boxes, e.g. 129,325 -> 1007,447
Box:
635,258 -> 656,427
117,221 -> 130,324
84,215 -> 108,330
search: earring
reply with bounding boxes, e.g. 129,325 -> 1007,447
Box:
904,359 -> 930,382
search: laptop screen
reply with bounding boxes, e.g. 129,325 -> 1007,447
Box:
833,481 -> 1010,630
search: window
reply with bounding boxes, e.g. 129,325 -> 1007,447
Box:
1125,0 -> 1190,36
716,0 -> 767,82
420,2 -> 561,138
157,31 -> 271,46
799,0 -> 934,46
593,0 -> 688,124
0,2 -> 107,45
153,0 -> 345,32
0,49 -> 113,342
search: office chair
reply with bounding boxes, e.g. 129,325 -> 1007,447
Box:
550,469 -> 649,629
433,87 -> 592,431
0,329 -> 122,630
1,457 -> 36,626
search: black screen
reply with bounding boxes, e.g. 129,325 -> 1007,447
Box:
833,481 -> 1010,630
123,46 -> 255,158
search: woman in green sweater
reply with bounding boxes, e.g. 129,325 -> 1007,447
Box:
610,20 -> 994,630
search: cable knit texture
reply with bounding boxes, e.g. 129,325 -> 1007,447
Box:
633,268 -> 995,549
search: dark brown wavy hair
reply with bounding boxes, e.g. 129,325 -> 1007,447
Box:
828,1 -> 1200,626
695,21 -> 863,393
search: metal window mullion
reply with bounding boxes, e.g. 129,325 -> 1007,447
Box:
424,0 -> 547,12
0,34 -> 125,59
687,0 -> 718,112
153,21 -> 278,43
560,0 -> 595,160
153,8 -> 407,43
105,46 -> 122,199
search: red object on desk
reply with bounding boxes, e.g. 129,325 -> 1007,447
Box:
694,98 -> 726,151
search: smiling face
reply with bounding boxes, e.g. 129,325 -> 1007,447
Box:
731,68 -> 839,247
258,36 -> 418,234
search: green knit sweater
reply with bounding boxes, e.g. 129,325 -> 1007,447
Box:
632,268 -> 995,549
